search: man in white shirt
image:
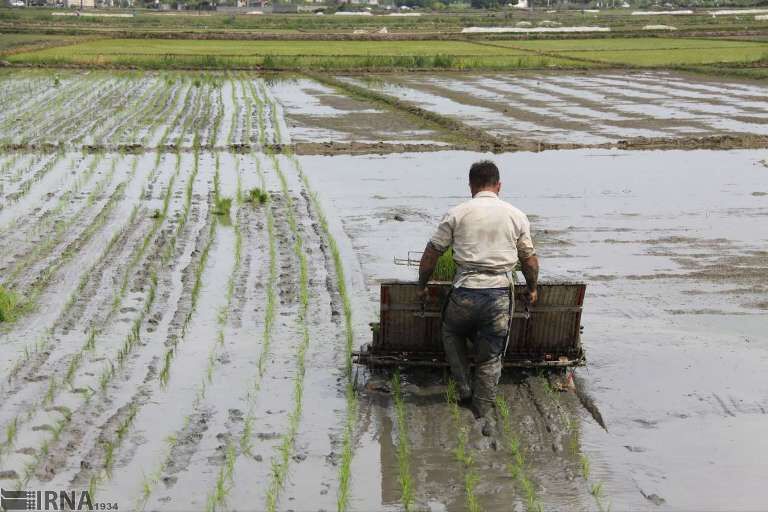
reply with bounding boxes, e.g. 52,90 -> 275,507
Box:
417,160 -> 539,434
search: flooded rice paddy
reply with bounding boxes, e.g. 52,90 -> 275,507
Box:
0,70 -> 766,512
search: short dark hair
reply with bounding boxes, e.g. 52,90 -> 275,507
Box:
469,160 -> 500,189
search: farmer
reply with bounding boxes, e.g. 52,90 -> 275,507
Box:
417,160 -> 539,435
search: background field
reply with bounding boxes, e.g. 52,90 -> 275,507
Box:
6,34 -> 768,70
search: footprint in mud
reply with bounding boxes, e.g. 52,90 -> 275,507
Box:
633,418 -> 658,429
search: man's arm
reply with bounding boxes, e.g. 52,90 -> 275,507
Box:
417,242 -> 443,292
519,254 -> 539,304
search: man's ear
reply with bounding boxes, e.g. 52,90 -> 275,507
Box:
495,182 -> 502,194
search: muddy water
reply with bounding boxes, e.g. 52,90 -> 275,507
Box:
300,149 -> 768,511
344,72 -> 768,145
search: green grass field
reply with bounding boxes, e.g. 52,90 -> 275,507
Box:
4,33 -> 768,71
0,33 -> 81,54
6,38 -> 592,69
18,38 -> 524,57
493,37 -> 768,65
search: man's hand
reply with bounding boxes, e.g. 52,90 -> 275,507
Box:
520,255 -> 539,306
416,286 -> 429,302
523,287 -> 538,305
418,242 -> 443,291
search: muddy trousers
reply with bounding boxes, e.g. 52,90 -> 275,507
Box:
442,287 -> 511,418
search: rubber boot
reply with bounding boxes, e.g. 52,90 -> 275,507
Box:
473,357 -> 502,436
442,333 -> 472,402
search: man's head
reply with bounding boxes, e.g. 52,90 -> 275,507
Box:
469,160 -> 501,197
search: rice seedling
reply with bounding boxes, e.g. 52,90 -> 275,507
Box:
0,284 -> 19,323
206,441 -> 237,512
244,187 -> 269,205
433,247 -> 456,282
391,371 -> 415,511
213,196 -> 232,216
496,396 -> 543,512
446,380 -> 481,512
262,152 -> 312,512
284,147 -> 359,512
5,417 -> 18,447
581,453 -> 591,479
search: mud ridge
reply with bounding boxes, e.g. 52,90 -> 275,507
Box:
3,130 -> 768,157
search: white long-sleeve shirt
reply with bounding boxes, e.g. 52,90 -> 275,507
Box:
430,191 -> 536,289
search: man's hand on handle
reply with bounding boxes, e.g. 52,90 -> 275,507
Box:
417,242 -> 443,302
520,255 -> 539,306
523,287 -> 538,306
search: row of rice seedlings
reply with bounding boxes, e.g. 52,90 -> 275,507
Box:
390,371 -> 415,511
34,78 -> 127,146
209,82 -> 226,148
25,178 -> 128,311
159,153 -> 217,385
264,152 -> 311,512
284,155 -> 357,511
240,77 -> 262,148
157,78 -> 194,150
446,380 -> 482,512
162,151 -> 198,266
0,416 -> 19,462
112,154 -> 180,313
0,161 -> 152,461
139,157 -> 244,510
3,161 -> 135,377
8,76 -> 100,142
191,80 -> 217,150
1,152 -> 44,192
0,75 -> 69,134
139,77 -> 183,147
19,406 -> 73,488
206,441 -> 237,512
195,154 -> 241,408
96,268 -> 159,393
4,152 -> 151,385
136,432 -> 180,509
36,76 -> 121,134
180,84 -> 206,150
239,156 -> 277,457
0,150 -> 95,254
225,73 -> 240,147
495,396 -> 544,512
1,152 -> 105,282
28,163 -> 199,494
92,77 -> 165,146
4,150 -> 68,206
5,152 -> 176,481
107,75 -> 168,146
74,78 -> 150,146
242,79 -> 255,146
541,375 -> 611,512
88,402 -> 139,498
